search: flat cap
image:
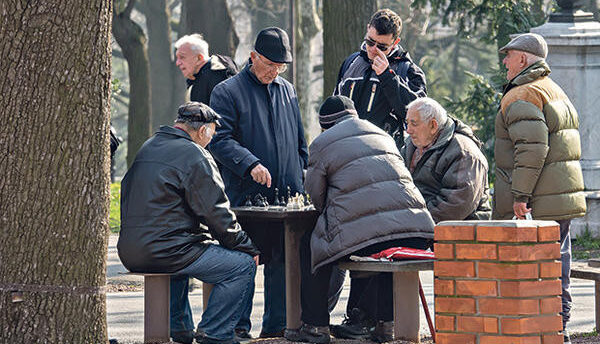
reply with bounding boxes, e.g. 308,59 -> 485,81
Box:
499,33 -> 548,58
177,101 -> 221,127
254,27 -> 293,64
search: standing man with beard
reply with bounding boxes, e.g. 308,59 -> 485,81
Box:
209,27 -> 309,339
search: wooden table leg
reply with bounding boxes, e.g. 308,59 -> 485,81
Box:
284,222 -> 304,330
202,283 -> 213,311
393,271 -> 420,343
144,275 -> 170,343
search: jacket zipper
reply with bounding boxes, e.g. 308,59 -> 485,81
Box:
349,81 -> 356,100
367,83 -> 377,113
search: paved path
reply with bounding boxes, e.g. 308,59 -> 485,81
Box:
106,235 -> 597,343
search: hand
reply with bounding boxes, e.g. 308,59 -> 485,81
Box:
250,164 -> 272,188
513,201 -> 531,219
371,48 -> 390,75
253,255 -> 259,266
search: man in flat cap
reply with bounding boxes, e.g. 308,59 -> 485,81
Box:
495,32 -> 586,343
118,102 -> 260,344
209,27 -> 308,338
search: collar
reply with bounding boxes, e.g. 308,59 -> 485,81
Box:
503,60 -> 551,94
157,125 -> 194,141
243,61 -> 285,86
186,58 -> 212,86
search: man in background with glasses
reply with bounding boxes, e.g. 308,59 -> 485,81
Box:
330,8 -> 428,340
209,27 -> 308,339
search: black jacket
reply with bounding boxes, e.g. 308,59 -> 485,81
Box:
186,55 -> 238,104
118,126 -> 259,273
335,45 -> 426,147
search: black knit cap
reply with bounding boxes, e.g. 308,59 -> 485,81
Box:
318,95 -> 357,129
177,101 -> 221,127
254,27 -> 293,64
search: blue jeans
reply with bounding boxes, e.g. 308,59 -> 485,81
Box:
170,244 -> 256,341
237,243 -> 286,333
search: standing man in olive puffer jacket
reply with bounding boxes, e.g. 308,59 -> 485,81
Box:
494,33 -> 586,344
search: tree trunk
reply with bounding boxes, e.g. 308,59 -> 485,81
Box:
182,0 -> 239,57
0,1 -> 112,343
295,0 -> 322,142
322,0 -> 377,98
113,0 -> 152,166
142,0 -> 185,130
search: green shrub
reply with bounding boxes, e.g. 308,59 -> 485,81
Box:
109,182 -> 121,233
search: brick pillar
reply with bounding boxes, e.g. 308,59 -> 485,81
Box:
434,220 -> 563,344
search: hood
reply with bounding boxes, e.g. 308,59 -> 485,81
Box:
405,117 -> 482,152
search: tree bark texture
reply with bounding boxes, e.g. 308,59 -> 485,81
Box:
182,0 -> 239,57
322,0 -> 377,98
0,1 -> 112,343
113,0 -> 152,166
142,0 -> 185,131
295,0 -> 321,142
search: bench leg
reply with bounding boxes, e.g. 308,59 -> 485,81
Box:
144,275 -> 170,343
393,271 -> 420,343
202,282 -> 213,311
596,281 -> 600,332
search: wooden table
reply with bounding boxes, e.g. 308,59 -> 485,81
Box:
232,206 -> 319,331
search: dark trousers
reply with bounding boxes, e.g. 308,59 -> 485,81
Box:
299,230 -> 430,326
345,237 -> 431,322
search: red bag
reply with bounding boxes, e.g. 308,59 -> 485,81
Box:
369,247 -> 434,261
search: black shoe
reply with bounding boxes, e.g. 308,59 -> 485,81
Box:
330,308 -> 374,339
284,323 -> 330,344
234,328 -> 252,342
564,330 -> 571,344
172,330 -> 194,344
195,330 -> 239,344
259,329 -> 284,338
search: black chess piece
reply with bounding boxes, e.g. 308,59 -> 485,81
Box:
254,193 -> 263,206
303,193 -> 310,206
244,195 -> 253,207
274,188 -> 280,206
262,195 -> 269,207
280,196 -> 287,206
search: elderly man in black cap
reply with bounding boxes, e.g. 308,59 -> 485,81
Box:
495,33 -> 586,344
209,27 -> 308,338
118,102 -> 260,344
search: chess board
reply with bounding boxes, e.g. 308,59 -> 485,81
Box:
234,205 -> 316,212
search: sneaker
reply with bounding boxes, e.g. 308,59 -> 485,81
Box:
194,330 -> 239,344
330,308 -> 374,339
234,328 -> 252,342
284,323 -> 330,344
370,321 -> 393,343
171,330 -> 194,344
564,329 -> 571,344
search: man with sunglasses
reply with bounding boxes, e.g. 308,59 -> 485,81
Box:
335,8 -> 426,149
209,27 -> 309,339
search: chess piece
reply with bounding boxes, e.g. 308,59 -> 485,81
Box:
254,193 -> 263,206
274,188 -> 280,206
303,193 -> 310,206
280,196 -> 287,206
244,195 -> 253,207
286,186 -> 291,203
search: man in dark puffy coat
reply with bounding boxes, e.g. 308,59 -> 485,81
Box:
402,97 -> 491,222
118,102 -> 259,344
334,8 -> 426,149
285,96 -> 435,343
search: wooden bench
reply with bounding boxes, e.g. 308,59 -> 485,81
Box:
570,261 -> 600,331
337,259 -> 434,343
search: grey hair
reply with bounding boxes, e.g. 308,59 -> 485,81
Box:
175,34 -> 209,57
174,118 -> 210,131
406,97 -> 448,127
523,51 -> 544,66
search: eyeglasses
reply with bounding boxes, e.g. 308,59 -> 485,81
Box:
364,37 -> 391,51
257,54 -> 288,73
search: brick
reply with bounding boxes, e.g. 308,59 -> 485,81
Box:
478,262 -> 539,279
500,280 -> 562,297
435,279 -> 454,295
501,315 -> 562,334
435,315 -> 454,331
456,280 -> 497,296
540,297 -> 562,314
456,243 -> 497,260
480,335 -> 541,344
498,243 -> 561,261
435,297 -> 476,314
538,223 -> 560,242
436,333 -> 476,344
435,224 -> 475,241
479,298 -> 539,315
477,225 -> 538,242
540,261 -> 561,278
435,261 -> 475,277
542,334 -> 563,344
435,243 -> 454,259
457,316 -> 498,333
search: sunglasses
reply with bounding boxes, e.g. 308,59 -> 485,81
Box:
364,37 -> 391,51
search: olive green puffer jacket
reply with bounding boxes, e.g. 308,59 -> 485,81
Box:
493,61 -> 586,220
